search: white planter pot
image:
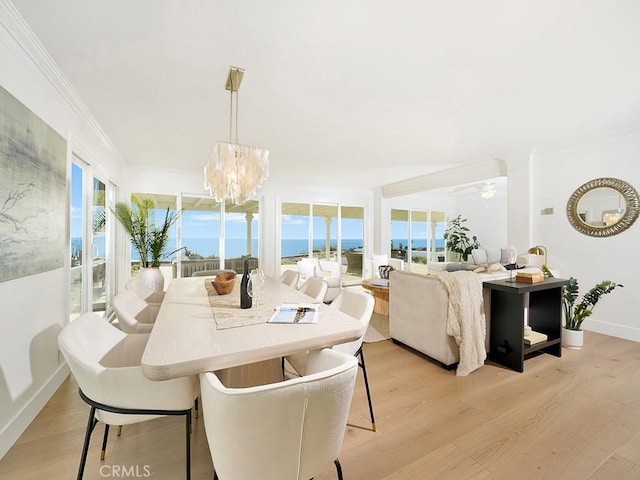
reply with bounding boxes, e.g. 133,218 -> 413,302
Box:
562,328 -> 583,350
139,267 -> 164,293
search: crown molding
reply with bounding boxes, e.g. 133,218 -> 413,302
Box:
380,158 -> 508,198
0,0 -> 119,157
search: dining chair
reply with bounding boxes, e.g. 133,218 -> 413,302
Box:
200,348 -> 358,480
125,276 -> 164,314
113,290 -> 157,334
296,258 -> 342,302
58,313 -> 198,480
298,277 -> 328,303
286,288 -> 377,430
278,270 -> 300,288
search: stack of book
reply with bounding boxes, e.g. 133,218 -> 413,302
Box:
523,325 -> 548,345
515,271 -> 544,284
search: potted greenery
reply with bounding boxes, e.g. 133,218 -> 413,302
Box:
443,215 -> 480,262
542,266 -> 623,349
112,195 -> 180,292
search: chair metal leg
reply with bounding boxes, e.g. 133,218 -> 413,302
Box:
194,397 -> 199,419
117,425 -> 122,436
186,410 -> 192,480
77,406 -> 97,480
78,388 -> 193,480
213,470 -> 219,480
358,348 -> 376,431
334,458 -> 344,480
100,424 -> 110,460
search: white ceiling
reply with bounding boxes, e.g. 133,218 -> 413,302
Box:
10,0 -> 640,191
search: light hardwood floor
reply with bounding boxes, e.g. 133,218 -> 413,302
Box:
1,331 -> 640,479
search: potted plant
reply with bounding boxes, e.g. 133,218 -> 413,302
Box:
112,195 -> 181,292
542,266 -> 622,349
443,215 -> 480,262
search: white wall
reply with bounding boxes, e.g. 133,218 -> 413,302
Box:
457,185 -> 508,252
0,3 -> 122,458
529,131 -> 640,341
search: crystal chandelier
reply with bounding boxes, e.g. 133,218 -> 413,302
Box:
204,67 -> 269,204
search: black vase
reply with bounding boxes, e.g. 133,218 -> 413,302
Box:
240,259 -> 252,309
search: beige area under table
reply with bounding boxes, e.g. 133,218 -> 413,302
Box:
141,277 -> 364,387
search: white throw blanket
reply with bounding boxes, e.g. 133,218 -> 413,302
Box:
435,271 -> 486,376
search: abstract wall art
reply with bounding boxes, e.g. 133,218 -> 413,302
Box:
0,85 -> 67,283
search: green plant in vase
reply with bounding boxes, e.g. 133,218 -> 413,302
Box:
541,265 -> 623,331
443,215 -> 480,262
112,195 -> 181,291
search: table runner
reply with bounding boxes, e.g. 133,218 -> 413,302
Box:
204,279 -> 274,329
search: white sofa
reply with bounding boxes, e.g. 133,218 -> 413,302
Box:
388,265 -> 555,368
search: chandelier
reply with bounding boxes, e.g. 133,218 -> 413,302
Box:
204,67 -> 269,204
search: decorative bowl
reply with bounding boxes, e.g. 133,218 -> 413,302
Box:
211,271 -> 237,295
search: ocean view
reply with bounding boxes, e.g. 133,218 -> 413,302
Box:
74,237 -> 444,261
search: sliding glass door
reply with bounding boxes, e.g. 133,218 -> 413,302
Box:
70,155 -> 116,319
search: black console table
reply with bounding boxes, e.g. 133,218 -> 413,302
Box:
484,277 -> 569,372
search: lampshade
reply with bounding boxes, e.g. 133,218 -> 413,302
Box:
527,245 -> 548,265
204,67 -> 269,204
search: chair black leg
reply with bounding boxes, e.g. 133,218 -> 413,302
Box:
186,410 -> 192,480
213,470 -> 219,480
77,406 -> 97,480
334,458 -> 344,480
358,348 -> 376,431
100,424 -> 110,460
194,397 -> 199,419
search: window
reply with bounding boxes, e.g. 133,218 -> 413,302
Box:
391,208 -> 443,272
281,202 -> 365,284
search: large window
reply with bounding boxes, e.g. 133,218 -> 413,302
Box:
391,208 -> 444,272
281,202 -> 365,285
129,194 -> 261,278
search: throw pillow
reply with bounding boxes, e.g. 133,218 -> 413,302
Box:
488,262 -> 507,272
473,265 -> 488,273
445,263 -> 462,272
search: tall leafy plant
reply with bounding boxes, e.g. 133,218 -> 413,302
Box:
443,215 -> 480,262
542,265 -> 623,331
112,196 -> 180,268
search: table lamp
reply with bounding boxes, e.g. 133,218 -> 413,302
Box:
527,245 -> 548,266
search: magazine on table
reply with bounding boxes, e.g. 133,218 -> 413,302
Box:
268,304 -> 319,324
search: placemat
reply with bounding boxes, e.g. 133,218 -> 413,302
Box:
204,279 -> 274,329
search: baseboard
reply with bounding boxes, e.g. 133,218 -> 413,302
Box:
585,320 -> 640,343
0,363 -> 69,460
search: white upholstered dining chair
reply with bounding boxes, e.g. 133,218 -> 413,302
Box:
113,290 -> 157,334
58,313 -> 198,480
278,269 -> 300,288
286,288 -> 377,430
200,348 -> 358,480
298,276 -> 328,303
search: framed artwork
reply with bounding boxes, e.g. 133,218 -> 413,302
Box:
0,85 -> 67,283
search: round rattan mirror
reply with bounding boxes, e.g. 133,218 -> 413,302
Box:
566,177 -> 639,237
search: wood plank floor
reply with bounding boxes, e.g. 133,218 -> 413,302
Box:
1,331 -> 640,479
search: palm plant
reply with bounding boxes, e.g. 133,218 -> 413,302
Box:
542,265 -> 623,331
112,196 -> 180,268
443,215 -> 480,262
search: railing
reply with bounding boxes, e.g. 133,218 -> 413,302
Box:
172,257 -> 258,278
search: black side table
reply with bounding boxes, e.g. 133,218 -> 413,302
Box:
484,277 -> 569,372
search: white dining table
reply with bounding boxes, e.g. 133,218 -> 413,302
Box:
141,276 -> 365,382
